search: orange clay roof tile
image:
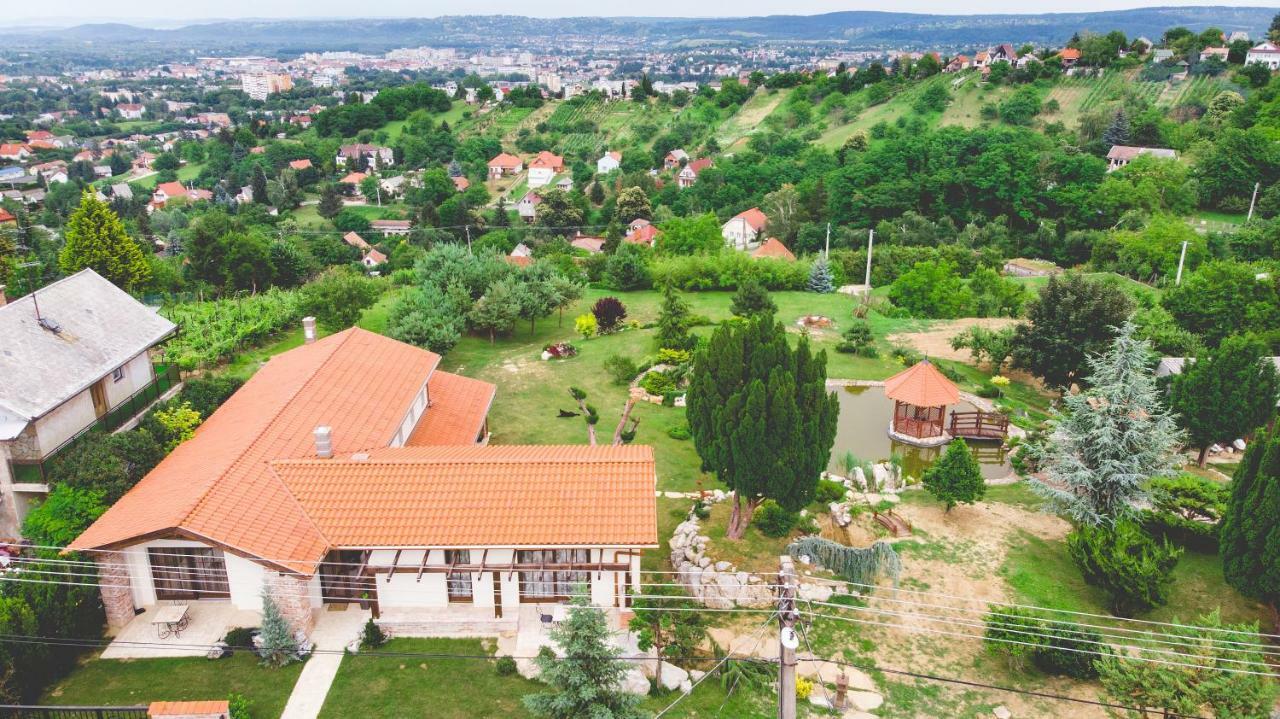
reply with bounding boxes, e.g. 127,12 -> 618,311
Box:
272,445 -> 657,547
883,359 -> 960,408
407,371 -> 496,446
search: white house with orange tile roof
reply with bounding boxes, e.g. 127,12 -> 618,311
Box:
70,327 -> 656,644
722,207 -> 768,250
526,151 -> 564,188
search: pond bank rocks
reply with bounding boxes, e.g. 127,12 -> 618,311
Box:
669,513 -> 773,609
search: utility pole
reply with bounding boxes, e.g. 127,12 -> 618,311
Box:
863,229 -> 874,289
778,555 -> 800,719
1175,239 -> 1189,285
1247,181 -> 1260,222
464,225 -> 472,255
823,222 -> 831,258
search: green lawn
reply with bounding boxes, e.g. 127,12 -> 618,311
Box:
318,638 -> 540,719
132,162 -> 205,190
43,652 -> 302,717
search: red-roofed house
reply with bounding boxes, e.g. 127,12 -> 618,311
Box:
722,207 -> 768,250
339,172 -> 367,187
69,327 -> 655,643
343,231 -> 370,251
116,104 -> 146,120
625,219 -> 660,248
751,237 -> 796,261
1058,48 -> 1082,67
527,151 -> 564,188
151,182 -> 189,208
677,158 -> 713,189
452,176 -> 470,192
488,153 -> 523,179
362,248 -> 388,267
517,191 -> 542,221
0,207 -> 16,226
289,159 -> 313,171
0,144 -> 30,162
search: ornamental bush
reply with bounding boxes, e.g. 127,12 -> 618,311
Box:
591,297 -> 627,333
754,499 -> 797,538
1067,520 -> 1182,617
815,479 -> 847,504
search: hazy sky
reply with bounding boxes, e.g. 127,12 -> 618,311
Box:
15,0 -> 1279,24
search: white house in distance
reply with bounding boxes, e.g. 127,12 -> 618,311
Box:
597,151 -> 622,174
722,207 -> 768,250
335,144 -> 395,170
70,328 -> 656,643
488,153 -> 524,179
0,270 -> 179,537
526,151 -> 564,189
517,191 -> 542,220
1105,145 -> 1177,172
1246,41 -> 1280,70
677,158 -> 713,189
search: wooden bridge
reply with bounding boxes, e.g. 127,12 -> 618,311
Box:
948,410 -> 1009,440
873,509 -> 913,538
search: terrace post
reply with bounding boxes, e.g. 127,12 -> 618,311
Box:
267,572 -> 315,638
96,553 -> 136,630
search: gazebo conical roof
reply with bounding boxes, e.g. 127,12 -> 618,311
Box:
883,359 -> 960,408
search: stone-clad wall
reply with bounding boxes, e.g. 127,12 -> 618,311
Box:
265,572 -> 314,637
97,554 -> 136,629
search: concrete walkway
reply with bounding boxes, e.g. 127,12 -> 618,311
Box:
280,607 -> 369,719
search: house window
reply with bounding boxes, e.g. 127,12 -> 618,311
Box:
517,549 -> 591,602
149,547 -> 230,600
445,550 -> 472,601
111,366 -> 125,383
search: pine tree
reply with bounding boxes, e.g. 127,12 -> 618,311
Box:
1220,420 -> 1280,626
807,255 -> 834,293
257,589 -> 300,667
491,196 -> 510,227
654,282 -> 695,351
251,165 -> 269,205
687,313 -> 839,538
922,439 -> 985,512
58,191 -> 151,291
1029,322 -> 1183,526
468,278 -> 521,342
522,596 -> 642,719
317,183 -> 343,219
1103,107 -> 1131,147
1170,334 -> 1280,466
730,277 -> 777,318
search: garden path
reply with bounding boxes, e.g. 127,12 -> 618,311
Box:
280,608 -> 369,719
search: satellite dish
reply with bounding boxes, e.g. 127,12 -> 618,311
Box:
780,627 -> 800,650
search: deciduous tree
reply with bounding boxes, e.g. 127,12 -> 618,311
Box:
1011,273 -> 1134,391
1170,334 -> 1280,466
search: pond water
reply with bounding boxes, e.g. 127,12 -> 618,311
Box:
829,384 -> 1012,481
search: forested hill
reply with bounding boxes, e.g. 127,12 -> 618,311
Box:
2,7 -> 1273,53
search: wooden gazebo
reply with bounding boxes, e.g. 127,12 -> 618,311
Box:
883,359 -> 960,445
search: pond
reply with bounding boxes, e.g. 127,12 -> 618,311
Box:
829,384 -> 1011,481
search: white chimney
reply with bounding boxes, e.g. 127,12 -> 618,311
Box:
302,316 -> 317,344
313,426 -> 333,458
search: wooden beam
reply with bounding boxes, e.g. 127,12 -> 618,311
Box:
386,549 -> 402,583
415,550 -> 430,583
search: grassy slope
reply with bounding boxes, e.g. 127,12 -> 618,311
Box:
43,652 -> 302,717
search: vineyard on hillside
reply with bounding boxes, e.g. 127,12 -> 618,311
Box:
160,289 -> 302,370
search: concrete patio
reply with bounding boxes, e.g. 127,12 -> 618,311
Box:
102,602 -> 261,659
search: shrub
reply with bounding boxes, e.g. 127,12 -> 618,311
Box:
890,344 -> 923,366
21,485 -> 107,547
834,321 -> 876,356
655,348 -> 692,365
1067,520 -> 1182,617
604,355 -> 639,385
651,251 -> 809,291
178,376 -> 244,417
815,479 -> 847,504
592,297 -> 627,333
543,341 -> 577,358
495,655 -> 518,676
228,693 -> 252,719
360,618 -> 387,649
603,243 -> 652,290
667,424 -> 692,440
976,383 -> 1001,399
795,676 -> 813,700
983,605 -> 1101,678
151,401 -> 201,451
640,371 -> 677,396
223,627 -> 258,649
1140,474 -> 1228,552
754,500 -> 797,538
574,313 -> 597,339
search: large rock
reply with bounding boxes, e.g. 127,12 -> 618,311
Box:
620,668 -> 651,696
659,662 -> 690,691
993,706 -> 1012,719
798,583 -> 834,602
848,691 -> 884,712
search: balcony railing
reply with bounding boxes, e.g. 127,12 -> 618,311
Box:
9,364 -> 181,485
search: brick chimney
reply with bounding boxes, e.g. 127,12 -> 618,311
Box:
302,316 -> 316,344
313,426 -> 332,458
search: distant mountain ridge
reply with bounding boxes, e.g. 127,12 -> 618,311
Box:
0,7 -> 1272,53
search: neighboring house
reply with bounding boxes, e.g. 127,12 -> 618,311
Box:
379,175 -> 407,196
1058,49 -> 1082,68
507,243 -> 534,268
335,144 -> 394,170
195,113 -> 233,128
288,159 -> 313,171
1200,46 -> 1230,62
597,151 -> 622,174
1106,145 -> 1177,171
0,144 -> 30,162
152,181 -> 189,208
0,270 -> 178,537
116,104 -> 146,120
342,231 -> 370,251
570,234 -> 606,254
70,328 -> 655,641
677,158 -> 712,189
362,248 -> 388,267
371,219 -> 412,237
751,237 -> 796,261
989,44 -> 1017,64
625,219 -> 660,248
663,149 -> 688,170
526,151 -> 564,189
452,176 -> 470,192
722,207 -> 768,250
1152,49 -> 1175,62
517,191 -> 542,221
0,208 -> 16,226
111,183 -> 133,201
488,153 -> 523,179
1246,41 -> 1280,70
944,55 -> 970,73
510,242 -> 533,258
339,172 -> 367,188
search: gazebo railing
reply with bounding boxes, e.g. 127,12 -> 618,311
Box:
892,416 -> 944,439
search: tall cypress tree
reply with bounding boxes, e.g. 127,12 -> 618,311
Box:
1220,419 -> 1280,627
687,313 -> 839,538
58,191 -> 151,291
654,282 -> 695,351
251,165 -> 269,205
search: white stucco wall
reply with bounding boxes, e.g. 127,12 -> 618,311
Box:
32,391 -> 97,456
102,351 -> 155,408
119,538 -> 320,612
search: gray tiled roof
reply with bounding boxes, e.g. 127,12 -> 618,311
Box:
0,269 -> 176,420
